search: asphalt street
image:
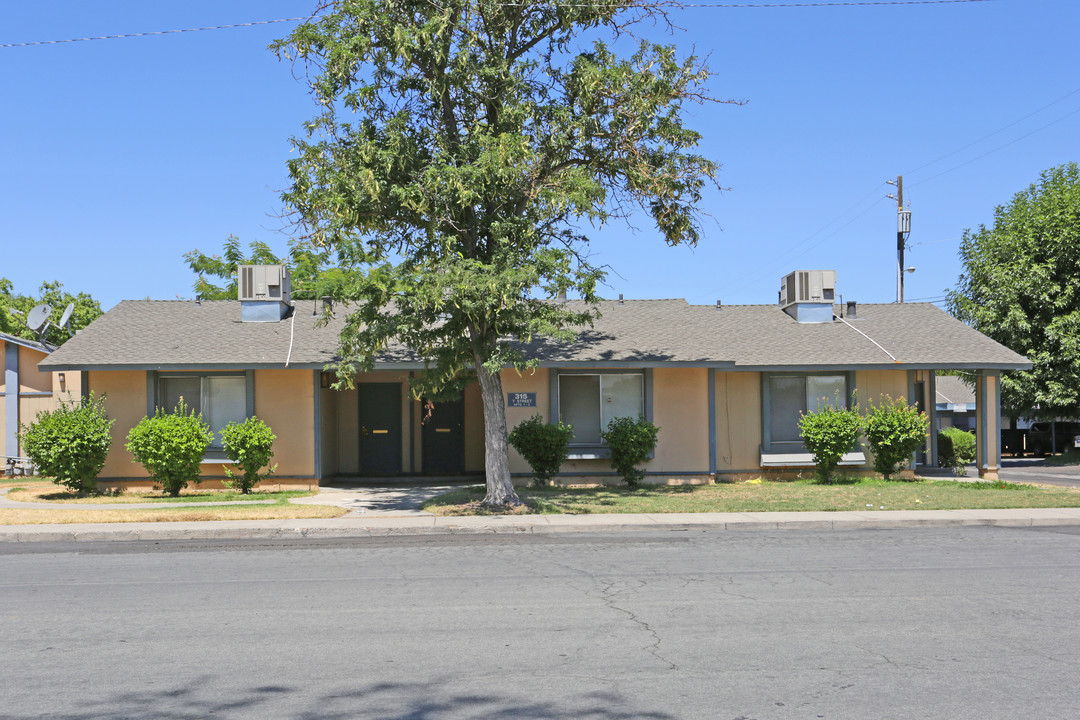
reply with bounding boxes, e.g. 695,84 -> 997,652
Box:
999,458 -> 1080,488
2,526 -> 1079,720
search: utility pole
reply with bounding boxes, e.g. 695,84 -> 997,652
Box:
886,175 -> 912,302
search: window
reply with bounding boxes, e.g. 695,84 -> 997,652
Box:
157,373 -> 249,447
558,373 -> 645,445
764,373 -> 850,452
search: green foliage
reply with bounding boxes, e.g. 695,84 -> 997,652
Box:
184,235 -> 332,301
20,393 -> 114,493
508,414 -> 574,487
271,1 -> 725,504
601,416 -> 660,488
948,162 -> 1080,419
220,416 -> 278,494
0,278 -> 103,346
938,427 -> 976,475
863,396 -> 930,480
125,399 -> 214,497
798,404 -> 863,484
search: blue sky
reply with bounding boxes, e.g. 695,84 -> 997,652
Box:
4,1 -> 1078,314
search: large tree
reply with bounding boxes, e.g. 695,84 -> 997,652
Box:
273,0 -> 726,505
0,279 -> 102,347
948,162 -> 1080,421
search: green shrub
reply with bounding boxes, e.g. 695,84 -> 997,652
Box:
938,427 -> 976,475
798,404 -> 863,484
20,392 -> 114,494
864,396 -> 930,480
125,399 -> 213,497
507,414 -> 574,488
600,416 -> 660,488
220,416 -> 277,494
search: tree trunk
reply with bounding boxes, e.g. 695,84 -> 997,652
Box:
474,360 -> 522,507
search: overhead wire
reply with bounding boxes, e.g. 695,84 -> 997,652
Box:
903,85 -> 1080,178
0,1 -> 994,48
0,17 -> 307,48
909,105 -> 1080,188
719,188 -> 888,298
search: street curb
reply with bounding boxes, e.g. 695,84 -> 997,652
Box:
3,512 -> 1080,542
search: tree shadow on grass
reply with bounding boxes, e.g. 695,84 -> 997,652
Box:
16,675 -> 679,720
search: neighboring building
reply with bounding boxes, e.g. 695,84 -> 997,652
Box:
935,374 -> 976,432
38,268 -> 1029,489
1,332 -> 81,473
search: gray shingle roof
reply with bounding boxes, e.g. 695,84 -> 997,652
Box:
0,331 -> 53,354
936,375 -> 977,405
40,298 -> 1030,371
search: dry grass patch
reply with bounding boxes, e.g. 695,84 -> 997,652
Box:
0,504 -> 346,525
7,484 -> 314,504
423,478 -> 1080,516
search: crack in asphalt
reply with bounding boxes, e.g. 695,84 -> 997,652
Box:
597,579 -> 679,671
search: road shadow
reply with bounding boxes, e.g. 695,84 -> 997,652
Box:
13,676 -> 679,720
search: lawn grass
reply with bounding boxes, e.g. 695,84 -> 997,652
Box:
422,477 -> 1080,516
6,482 -> 315,504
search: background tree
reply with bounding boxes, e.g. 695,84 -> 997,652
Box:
273,0 -> 729,506
0,279 -> 102,346
184,235 -> 332,300
948,162 -> 1080,421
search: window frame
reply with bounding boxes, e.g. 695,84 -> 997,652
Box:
550,368 -> 653,459
761,371 -> 855,453
147,370 -> 255,453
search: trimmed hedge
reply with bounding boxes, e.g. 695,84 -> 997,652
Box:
20,393 -> 114,494
508,415 -> 574,488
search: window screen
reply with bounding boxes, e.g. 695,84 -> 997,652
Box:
158,374 -> 248,447
559,373 -> 644,445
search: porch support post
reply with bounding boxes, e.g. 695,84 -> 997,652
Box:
312,370 -> 322,480
708,368 -> 717,476
5,342 -> 18,458
928,372 -> 939,468
976,370 -> 1001,479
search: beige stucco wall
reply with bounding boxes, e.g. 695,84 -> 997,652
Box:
502,368 -> 550,474
90,370 -> 151,478
511,367 -> 712,481
855,369 -> 909,408
18,345 -> 52,393
255,369 -> 315,478
650,367 -> 709,472
716,371 -> 763,472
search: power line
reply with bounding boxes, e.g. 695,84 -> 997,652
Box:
0,17 -> 307,48
0,0 -> 993,48
910,104 -> 1080,188
720,190 -> 889,298
904,86 -> 1080,178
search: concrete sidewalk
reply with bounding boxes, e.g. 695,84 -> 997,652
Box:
3,507 -> 1080,543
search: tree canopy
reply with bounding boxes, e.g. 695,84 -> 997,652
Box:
948,162 -> 1080,420
184,235 -> 332,300
0,278 -> 102,347
272,0 -> 727,505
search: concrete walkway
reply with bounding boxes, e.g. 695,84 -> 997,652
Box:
3,507 -> 1080,543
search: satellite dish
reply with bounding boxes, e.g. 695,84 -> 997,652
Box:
59,303 -> 75,336
26,304 -> 52,332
